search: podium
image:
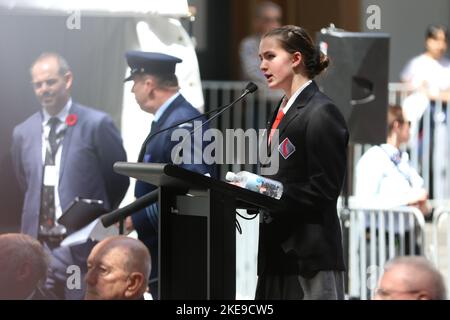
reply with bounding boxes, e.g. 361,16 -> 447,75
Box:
114,162 -> 279,299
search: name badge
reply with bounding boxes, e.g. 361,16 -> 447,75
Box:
44,165 -> 57,186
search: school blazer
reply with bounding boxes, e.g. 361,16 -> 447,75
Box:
258,81 -> 349,276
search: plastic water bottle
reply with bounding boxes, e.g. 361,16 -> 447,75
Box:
225,171 -> 283,199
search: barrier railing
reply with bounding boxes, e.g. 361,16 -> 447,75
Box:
340,204 -> 425,300
432,206 -> 450,295
234,204 -> 426,300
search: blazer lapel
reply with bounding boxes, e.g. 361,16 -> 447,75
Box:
275,108 -> 298,141
292,80 -> 318,110
137,120 -> 161,162
34,112 -> 44,182
137,94 -> 186,162
59,103 -> 77,180
269,81 -> 318,153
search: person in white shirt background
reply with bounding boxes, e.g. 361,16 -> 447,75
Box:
355,105 -> 431,217
401,24 -> 450,100
400,25 -> 450,200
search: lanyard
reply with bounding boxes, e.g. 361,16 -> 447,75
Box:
378,145 -> 413,187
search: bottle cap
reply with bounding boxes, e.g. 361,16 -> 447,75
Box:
225,171 -> 236,181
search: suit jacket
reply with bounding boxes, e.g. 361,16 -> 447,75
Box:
11,102 -> 129,238
258,81 -> 349,276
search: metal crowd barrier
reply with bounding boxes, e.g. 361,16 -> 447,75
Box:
340,204 -> 425,300
234,204 -> 426,300
432,206 -> 450,295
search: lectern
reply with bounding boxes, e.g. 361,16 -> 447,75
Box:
113,162 -> 279,299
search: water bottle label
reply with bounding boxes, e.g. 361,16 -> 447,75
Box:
256,177 -> 268,193
245,176 -> 262,193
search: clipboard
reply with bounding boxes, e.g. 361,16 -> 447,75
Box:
58,197 -> 108,231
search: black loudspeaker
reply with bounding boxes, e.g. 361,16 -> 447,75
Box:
316,30 -> 390,145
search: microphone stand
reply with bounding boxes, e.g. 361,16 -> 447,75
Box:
174,85 -> 258,164
138,84 -> 256,160
101,189 -> 159,227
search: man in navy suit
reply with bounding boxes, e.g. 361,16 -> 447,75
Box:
11,52 -> 129,299
123,51 -> 216,299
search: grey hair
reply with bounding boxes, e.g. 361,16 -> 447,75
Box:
30,52 -> 71,76
384,256 -> 447,300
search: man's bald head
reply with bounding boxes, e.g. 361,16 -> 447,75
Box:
376,256 -> 446,300
85,236 -> 151,300
100,236 -> 151,279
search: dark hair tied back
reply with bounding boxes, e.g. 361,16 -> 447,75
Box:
264,25 -> 330,78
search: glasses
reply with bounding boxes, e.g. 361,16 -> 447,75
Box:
373,287 -> 420,299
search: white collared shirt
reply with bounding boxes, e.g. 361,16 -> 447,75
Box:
153,92 -> 180,122
281,80 -> 312,114
41,98 -> 72,220
354,143 -> 425,232
355,143 -> 424,208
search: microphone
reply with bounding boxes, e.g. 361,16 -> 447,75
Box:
173,82 -> 258,164
101,189 -> 159,227
137,82 -> 258,161
244,82 -> 258,94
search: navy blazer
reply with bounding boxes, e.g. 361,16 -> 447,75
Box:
11,102 -> 129,238
258,81 -> 349,276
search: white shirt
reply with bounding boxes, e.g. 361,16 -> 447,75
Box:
282,80 -> 312,114
400,53 -> 450,94
41,98 -> 72,221
355,143 -> 424,208
154,92 -> 180,122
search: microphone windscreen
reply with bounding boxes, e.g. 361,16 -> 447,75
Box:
245,82 -> 258,93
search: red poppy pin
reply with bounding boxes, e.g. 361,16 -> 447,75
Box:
66,114 -> 78,127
